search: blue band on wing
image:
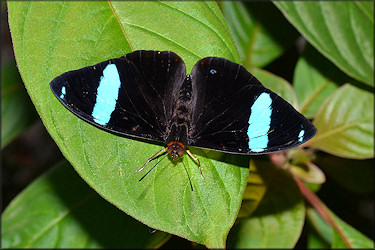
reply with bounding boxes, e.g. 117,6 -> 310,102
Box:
60,86 -> 66,99
298,129 -> 305,142
247,93 -> 272,152
92,64 -> 121,125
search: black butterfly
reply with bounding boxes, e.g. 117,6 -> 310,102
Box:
50,50 -> 317,189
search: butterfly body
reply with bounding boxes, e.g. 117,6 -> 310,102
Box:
167,74 -> 193,150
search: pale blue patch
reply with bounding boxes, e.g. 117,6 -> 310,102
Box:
60,86 -> 66,99
91,64 -> 121,125
247,93 -> 272,152
298,129 -> 305,142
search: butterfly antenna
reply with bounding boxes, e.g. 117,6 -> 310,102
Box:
182,160 -> 194,191
139,153 -> 169,182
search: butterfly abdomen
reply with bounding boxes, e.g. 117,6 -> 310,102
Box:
166,75 -> 193,149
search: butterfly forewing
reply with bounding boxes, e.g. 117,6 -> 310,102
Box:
188,57 -> 317,154
50,50 -> 186,142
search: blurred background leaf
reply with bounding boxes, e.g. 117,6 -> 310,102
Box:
307,207 -> 374,248
308,84 -> 374,159
228,161 -> 305,248
293,44 -> 343,118
251,67 -> 298,107
1,61 -> 38,148
237,160 -> 270,219
287,149 -> 326,184
1,161 -> 170,248
275,1 -> 374,86
331,211 -> 374,248
223,1 -> 299,68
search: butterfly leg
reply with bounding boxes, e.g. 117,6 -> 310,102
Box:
186,149 -> 205,180
135,147 -> 167,173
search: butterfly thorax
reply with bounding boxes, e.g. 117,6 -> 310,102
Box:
166,75 -> 193,158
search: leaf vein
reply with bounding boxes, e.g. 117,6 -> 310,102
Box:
299,79 -> 330,114
308,118 -> 371,146
107,0 -> 134,51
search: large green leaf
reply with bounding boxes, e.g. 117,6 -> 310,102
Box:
1,161 -> 170,248
223,2 -> 299,68
307,84 -> 374,159
227,161 -> 305,248
275,1 -> 374,86
8,2 -> 247,247
1,61 -> 38,148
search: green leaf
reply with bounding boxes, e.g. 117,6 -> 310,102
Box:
228,161 -> 305,248
237,160 -> 270,219
275,1 -> 374,86
307,228 -> 330,249
293,44 -> 343,119
307,207 -> 333,246
287,149 -> 326,184
7,2 -> 247,247
331,213 -> 374,249
223,2 -> 299,68
1,161 -> 170,248
1,61 -> 38,148
308,84 -> 374,159
307,207 -> 374,249
250,66 -> 298,107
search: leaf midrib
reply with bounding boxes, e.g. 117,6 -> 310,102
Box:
107,0 -> 134,51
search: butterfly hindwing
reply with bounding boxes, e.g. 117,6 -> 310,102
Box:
188,57 -> 317,154
50,50 -> 186,142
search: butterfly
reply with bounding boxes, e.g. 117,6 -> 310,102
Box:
50,50 -> 317,189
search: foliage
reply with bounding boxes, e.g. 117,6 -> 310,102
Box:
3,1 -> 373,248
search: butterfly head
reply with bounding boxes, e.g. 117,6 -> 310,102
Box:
167,141 -> 185,160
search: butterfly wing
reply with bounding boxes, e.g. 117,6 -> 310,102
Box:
50,50 -> 186,142
188,57 -> 317,154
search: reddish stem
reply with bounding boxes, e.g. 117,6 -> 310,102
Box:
292,172 -> 353,249
269,152 -> 353,248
